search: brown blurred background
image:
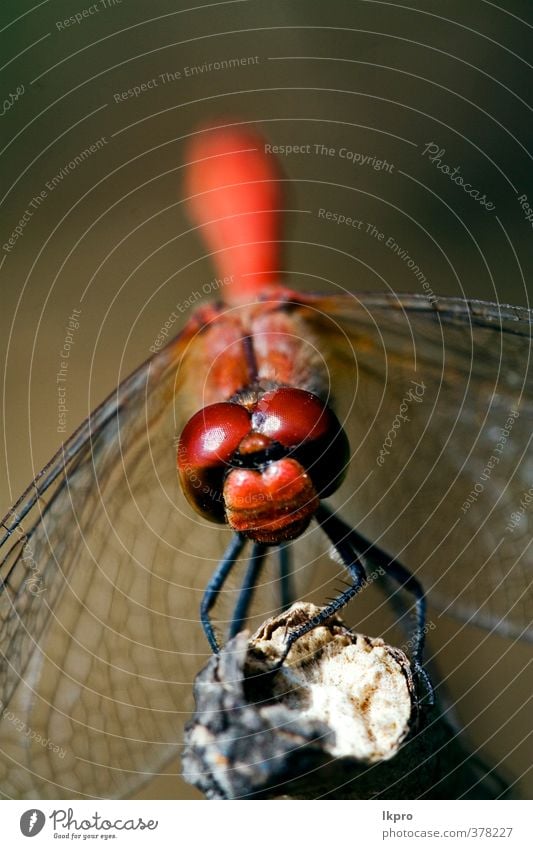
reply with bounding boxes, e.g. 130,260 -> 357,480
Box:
1,0 -> 531,798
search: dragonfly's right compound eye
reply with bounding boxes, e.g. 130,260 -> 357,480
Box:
177,402 -> 251,522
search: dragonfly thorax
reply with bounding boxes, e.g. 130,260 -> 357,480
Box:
177,387 -> 350,543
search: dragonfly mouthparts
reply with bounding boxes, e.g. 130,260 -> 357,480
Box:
228,437 -> 289,471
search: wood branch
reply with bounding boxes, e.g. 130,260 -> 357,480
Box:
182,603 -> 508,799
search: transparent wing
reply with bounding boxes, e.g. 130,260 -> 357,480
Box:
304,292 -> 533,641
0,324 -> 243,799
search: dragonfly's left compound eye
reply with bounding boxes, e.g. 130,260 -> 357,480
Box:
224,388 -> 350,543
177,402 -> 251,522
253,388 -> 350,498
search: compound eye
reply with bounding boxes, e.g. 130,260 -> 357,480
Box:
252,387 -> 349,499
177,403 -> 251,522
178,402 -> 251,469
252,388 -> 332,447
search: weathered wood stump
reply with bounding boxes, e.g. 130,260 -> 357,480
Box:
182,603 -> 507,799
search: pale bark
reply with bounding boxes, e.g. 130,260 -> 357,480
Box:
182,603 -> 508,799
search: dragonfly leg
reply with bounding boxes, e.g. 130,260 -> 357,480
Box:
201,533 -> 247,652
335,518 -> 434,706
278,542 -> 293,611
228,542 -> 268,639
374,563 -> 433,705
275,505 -> 367,666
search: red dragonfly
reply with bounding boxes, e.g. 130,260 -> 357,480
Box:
0,125 -> 531,799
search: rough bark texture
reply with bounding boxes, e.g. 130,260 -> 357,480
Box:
182,603 -> 508,799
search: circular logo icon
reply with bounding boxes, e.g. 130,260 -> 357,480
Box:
20,810 -> 46,837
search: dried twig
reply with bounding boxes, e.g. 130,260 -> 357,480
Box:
182,603 -> 508,799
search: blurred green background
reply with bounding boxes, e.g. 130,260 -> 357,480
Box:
1,0 -> 531,799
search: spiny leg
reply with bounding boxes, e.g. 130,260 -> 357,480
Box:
201,533 -> 247,652
229,542 -> 268,639
323,510 -> 433,704
278,542 -> 293,611
364,551 -> 433,704
345,526 -> 427,662
275,505 -> 367,666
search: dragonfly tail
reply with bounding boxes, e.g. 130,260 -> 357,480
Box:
184,123 -> 284,305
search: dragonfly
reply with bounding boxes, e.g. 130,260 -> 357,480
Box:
0,124 -> 532,799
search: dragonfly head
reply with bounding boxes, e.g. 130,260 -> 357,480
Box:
177,388 -> 349,544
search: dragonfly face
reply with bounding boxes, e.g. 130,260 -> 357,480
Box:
178,382 -> 349,543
